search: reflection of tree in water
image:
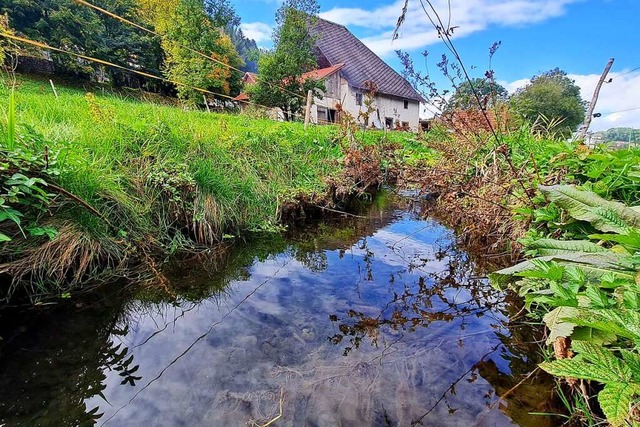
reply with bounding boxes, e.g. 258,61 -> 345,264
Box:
324,236 -> 561,426
328,237 -> 503,356
0,291 -> 139,426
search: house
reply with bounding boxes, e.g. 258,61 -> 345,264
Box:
309,18 -> 423,130
234,17 -> 423,130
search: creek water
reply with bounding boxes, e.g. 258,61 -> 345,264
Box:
0,191 -> 559,427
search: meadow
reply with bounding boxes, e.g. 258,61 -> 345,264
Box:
0,74 -> 424,302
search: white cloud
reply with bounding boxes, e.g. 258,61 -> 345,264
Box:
240,22 -> 273,45
320,0 -> 579,57
570,70 -> 640,131
502,70 -> 640,131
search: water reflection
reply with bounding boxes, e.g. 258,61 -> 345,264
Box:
0,192 -> 559,426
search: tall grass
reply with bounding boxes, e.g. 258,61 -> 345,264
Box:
0,74 -> 421,302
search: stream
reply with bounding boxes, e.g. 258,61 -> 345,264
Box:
0,191 -> 559,426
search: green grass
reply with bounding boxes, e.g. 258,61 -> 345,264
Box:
0,74 -> 426,301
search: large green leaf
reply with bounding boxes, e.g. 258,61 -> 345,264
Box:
571,326 -> 616,345
541,342 -> 632,383
527,238 -> 610,256
598,382 -> 640,427
573,341 -> 632,378
540,185 -> 640,233
543,306 -> 578,344
620,350 -> 640,382
540,358 -> 629,383
490,252 -> 637,286
590,230 -> 640,253
568,309 -> 640,346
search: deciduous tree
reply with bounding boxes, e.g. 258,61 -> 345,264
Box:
511,68 -> 585,138
249,0 -> 323,120
447,78 -> 507,111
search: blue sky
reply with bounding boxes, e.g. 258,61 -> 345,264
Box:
236,0 -> 640,130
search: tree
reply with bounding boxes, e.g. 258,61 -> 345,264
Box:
248,0 -> 323,121
446,78 -> 507,111
204,0 -> 239,27
511,68 -> 586,138
152,0 -> 243,103
1,0 -> 160,83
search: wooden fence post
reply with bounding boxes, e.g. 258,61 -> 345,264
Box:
575,58 -> 614,141
304,90 -> 313,129
49,79 -> 58,98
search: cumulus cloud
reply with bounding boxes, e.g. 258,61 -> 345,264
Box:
320,0 -> 579,57
570,71 -> 640,131
240,22 -> 273,45
501,70 -> 640,131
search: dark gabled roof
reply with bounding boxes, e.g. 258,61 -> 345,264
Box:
310,18 -> 423,102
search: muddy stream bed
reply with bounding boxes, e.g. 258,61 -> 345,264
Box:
0,191 -> 561,426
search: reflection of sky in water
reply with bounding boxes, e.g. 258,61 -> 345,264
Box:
90,214 -> 520,426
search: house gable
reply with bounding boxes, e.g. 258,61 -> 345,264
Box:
310,18 -> 423,103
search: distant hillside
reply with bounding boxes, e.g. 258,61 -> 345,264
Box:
227,25 -> 259,73
594,127 -> 640,142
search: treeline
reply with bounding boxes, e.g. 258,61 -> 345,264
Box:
0,0 -> 259,102
598,127 -> 640,142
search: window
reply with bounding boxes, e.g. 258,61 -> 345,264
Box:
355,93 -> 363,106
328,109 -> 337,123
317,107 -> 327,123
403,100 -> 409,109
385,117 -> 393,129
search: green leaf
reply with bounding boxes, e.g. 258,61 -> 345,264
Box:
568,309 -> 640,346
540,358 -> 625,383
543,306 -> 579,345
620,350 -> 640,382
572,341 -> 631,380
540,185 -> 640,233
0,232 -> 11,242
598,382 -> 640,427
27,226 -> 58,240
0,207 -> 23,225
571,327 -> 616,345
491,252 -> 636,285
585,285 -> 612,308
590,230 -> 640,253
526,238 -> 610,255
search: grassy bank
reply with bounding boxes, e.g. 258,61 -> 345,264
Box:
417,121 -> 640,425
0,74 -> 428,303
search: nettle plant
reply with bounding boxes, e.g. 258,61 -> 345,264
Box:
492,185 -> 640,426
1,91 -> 59,242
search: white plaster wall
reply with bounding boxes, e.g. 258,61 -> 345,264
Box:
310,76 -> 420,129
336,78 -> 420,129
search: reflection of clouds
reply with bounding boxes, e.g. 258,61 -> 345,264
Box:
92,216 -> 517,427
